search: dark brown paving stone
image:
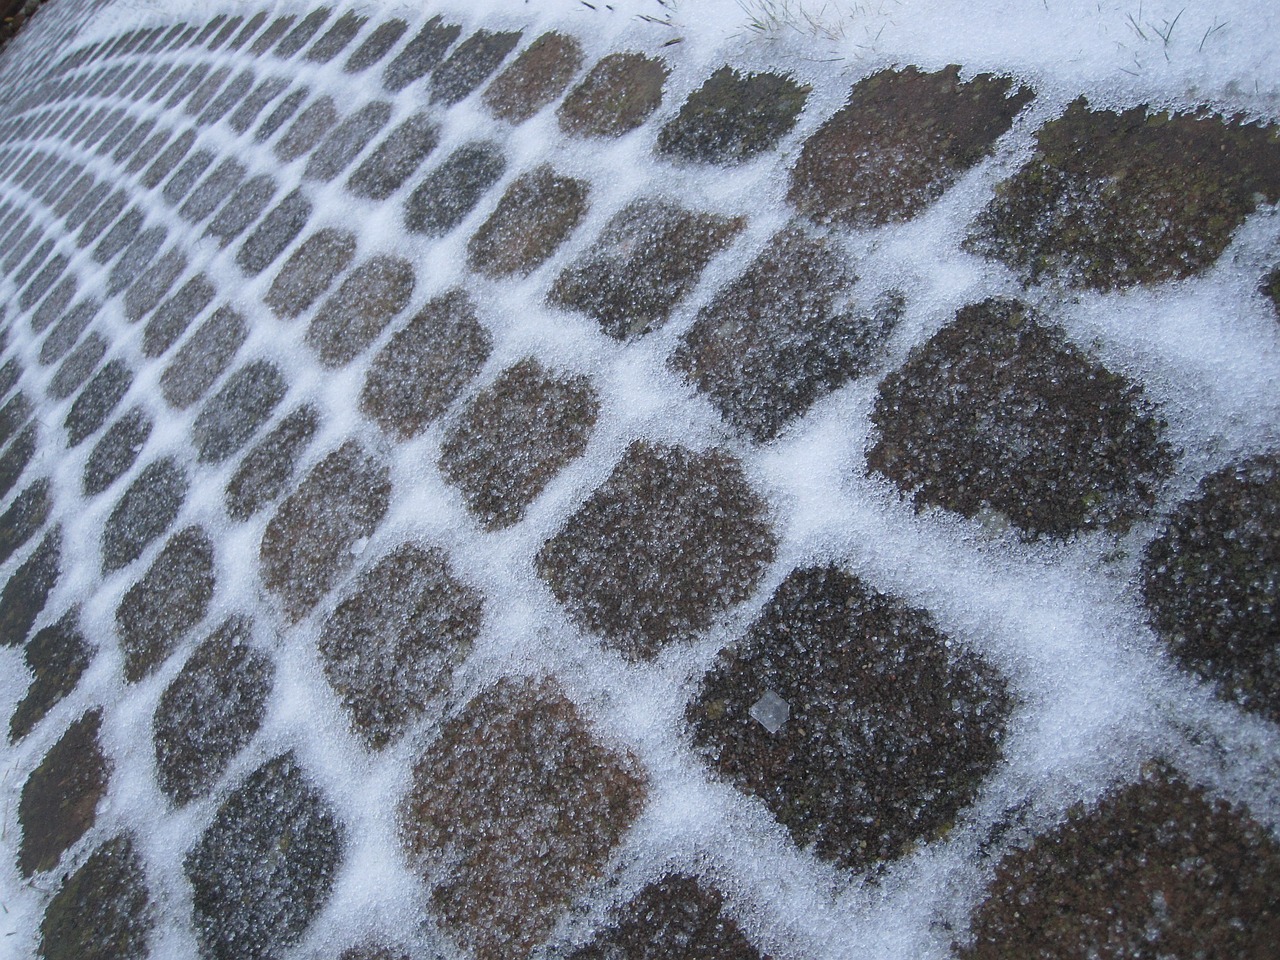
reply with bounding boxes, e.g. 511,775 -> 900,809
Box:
180,158 -> 247,223
0,391 -> 32,447
106,224 -> 166,295
305,11 -> 366,63
206,173 -> 277,246
101,456 -> 187,573
658,67 -> 809,165
346,112 -> 439,200
18,709 -> 109,876
163,148 -> 217,206
305,101 -> 392,181
306,255 -> 415,367
49,333 -> 107,400
237,188 -> 312,275
0,528 -> 60,648
548,199 -> 744,340
228,78 -> 289,135
671,225 -> 897,442
115,526 -> 215,683
226,406 -> 320,522
359,290 -> 491,439
558,52 -> 668,138
265,228 -> 357,318
84,407 -> 151,497
274,96 -> 339,162
260,440 -> 391,621
186,752 -> 344,960
568,873 -> 766,960
969,99 -> 1280,290
10,609 -> 90,743
1141,453 -> 1280,723
440,358 -> 598,529
248,15 -> 297,56
65,358 -> 132,448
31,275 -> 78,335
401,677 -> 647,960
345,18 -> 407,73
193,360 -> 287,464
38,834 -> 154,960
382,16 -> 460,93
789,66 -> 1032,227
467,165 -> 589,277
537,442 -> 776,660
153,616 -> 273,805
160,306 -> 247,410
0,422 -> 36,501
867,299 -> 1175,539
123,247 -> 187,322
431,29 -> 521,106
404,141 -> 505,237
483,31 -> 583,124
143,274 -> 215,357
960,765 -> 1280,960
690,565 -> 1011,872
0,478 -> 52,567
318,543 -> 482,748
274,8 -> 332,59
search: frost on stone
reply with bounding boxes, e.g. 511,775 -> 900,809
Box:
548,199 -> 744,340
568,873 -> 767,960
749,689 -> 790,734
430,29 -> 521,107
192,360 -> 287,463
9,609 -> 90,743
558,52 -> 668,138
84,407 -> 151,496
274,95 -> 339,163
467,165 -> 589,277
31,274 -> 78,335
237,188 -> 312,275
689,566 -> 1011,872
671,225 -> 897,443
273,8 -> 331,60
160,305 -> 247,409
18,708 -> 109,876
247,14 -> 296,57
153,616 -> 273,805
0,423 -> 37,500
306,254 -> 415,366
483,32 -> 583,124
305,100 -> 391,181
195,70 -> 253,128
1141,453 -> 1280,723
264,227 -> 356,318
401,677 -> 647,960
403,141 -> 506,237
346,111 -> 439,200
179,157 -> 245,222
18,250 -> 68,310
345,19 -> 407,74
142,273 -> 215,357
185,752 -> 344,960
0,477 -> 50,567
439,357 -> 599,529
228,76 -> 289,135
139,128 -> 194,188
960,764 -> 1280,959
260,440 -> 391,620
115,526 -> 215,682
536,442 -> 776,660
106,224 -> 165,295
0,528 -> 61,648
91,207 -> 143,266
360,289 -> 491,439
789,66 -> 1032,227
1263,265 -> 1280,319
339,945 -> 409,960
658,67 -> 810,166
318,543 -> 482,749
65,358 -> 132,446
205,172 -> 276,246
225,405 -> 319,521
867,299 -> 1175,540
49,331 -> 107,399
968,99 -> 1280,290
101,456 -> 188,572
39,835 -> 154,960
382,16 -> 461,93
0,392 -> 32,447
123,246 -> 186,321
304,11 -> 366,64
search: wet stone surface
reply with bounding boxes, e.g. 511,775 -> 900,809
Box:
306,255 -> 415,366
9,609 -> 90,743
467,165 -> 589,277
960,765 -> 1280,959
1141,453 -> 1280,723
305,101 -> 392,181
225,405 -> 319,521
318,543 -> 482,749
345,111 -> 439,200
186,752 -> 344,960
360,289 -> 491,439
0,529 -> 61,649
142,273 -> 215,357
431,28 -> 521,106
382,16 -> 460,93
404,141 -> 505,237
482,31 -> 583,124
49,332 -> 107,400
39,835 -> 154,960
789,66 -> 1032,227
65,358 -> 132,447
264,227 -> 357,318
548,199 -> 744,340
690,565 -> 1011,872
153,616 -> 273,805
969,100 -> 1280,289
558,52 -> 668,138
537,442 -> 776,660
657,67 -> 810,165
439,357 -> 599,529
84,407 -> 151,497
100,456 -> 187,573
160,305 -> 247,409
867,299 -> 1174,540
401,677 -> 647,960
192,360 -> 287,463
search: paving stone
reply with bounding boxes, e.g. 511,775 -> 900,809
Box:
690,565 -> 1011,871
140,128 -> 195,188
671,225 -> 897,442
9,609 -> 90,743
548,199 -> 743,340
101,456 -> 187,573
32,278 -> 79,339
0,391 -> 31,446
123,247 -> 187,321
125,127 -> 179,175
225,405 -> 319,521
467,165 -> 588,277
338,945 -> 408,960
0,355 -> 19,397
107,225 -> 166,295
18,251 -> 68,311
482,31 -> 583,123
969,99 -> 1280,290
431,29 -> 521,106
0,528 -> 60,648
260,440 -> 391,621
558,52 -> 668,138
83,406 -> 151,497
382,16 -> 460,93
76,190 -> 127,248
238,189 -> 312,275
207,15 -> 244,51
18,709 -> 109,876
228,11 -> 268,51
115,526 -> 215,683
1264,265 -> 1280,318
306,255 -> 415,367
866,298 -> 1175,539
345,18 -> 408,73
65,358 -> 132,447
439,358 -> 598,529
404,141 -> 506,236
153,616 -> 273,805
110,120 -> 155,162
305,11 -> 366,63
960,765 -> 1280,960
248,15 -> 297,57
274,96 -> 339,163
401,677 -> 647,960
274,8 -> 332,59
143,273 -> 215,357
346,112 -> 439,200
38,834 -> 154,960
183,67 -> 230,119
360,289 -> 491,439
265,227 -> 356,318
537,442 -> 776,660
305,101 -> 391,181
38,296 -> 91,365
567,873 -> 766,960
228,77 -> 289,134
186,752 -> 343,960
0,478 -> 51,566
0,423 -> 36,500
197,70 -> 254,127
89,207 -> 142,265
192,360 -> 287,463
206,173 -> 277,246
179,158 -> 246,223
658,67 -> 809,165
1141,453 -> 1280,723
160,306 -> 247,409
318,543 -> 482,748
789,66 -> 1032,227
49,333 -> 106,400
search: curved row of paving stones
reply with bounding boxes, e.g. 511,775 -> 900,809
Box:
0,2 -> 1277,959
